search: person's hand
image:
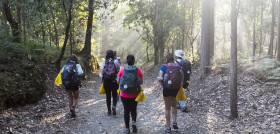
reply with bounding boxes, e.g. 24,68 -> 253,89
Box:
157,77 -> 163,81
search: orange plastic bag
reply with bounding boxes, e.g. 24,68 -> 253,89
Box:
99,83 -> 106,94
135,88 -> 145,102
176,86 -> 186,101
54,70 -> 63,86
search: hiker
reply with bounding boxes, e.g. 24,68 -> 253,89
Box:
117,54 -> 143,134
61,54 -> 83,117
157,53 -> 183,133
174,50 -> 191,112
100,50 -> 120,115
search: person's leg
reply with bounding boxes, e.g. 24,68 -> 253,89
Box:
171,97 -> 178,126
112,82 -> 119,115
178,101 -> 187,111
103,81 -> 112,113
66,90 -> 73,108
73,89 -> 79,107
121,97 -> 130,129
130,98 -> 138,133
164,96 -> 172,128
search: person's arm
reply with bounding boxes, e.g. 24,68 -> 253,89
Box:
117,76 -> 120,84
100,61 -> 105,78
76,64 -> 84,75
158,70 -> 164,82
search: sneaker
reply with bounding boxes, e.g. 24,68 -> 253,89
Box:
108,110 -> 111,115
172,122 -> 179,129
165,126 -> 171,133
70,107 -> 76,117
124,128 -> 130,134
182,107 -> 188,113
112,108 -> 116,115
132,122 -> 137,133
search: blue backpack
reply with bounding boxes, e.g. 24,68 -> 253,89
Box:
62,60 -> 80,87
120,66 -> 141,93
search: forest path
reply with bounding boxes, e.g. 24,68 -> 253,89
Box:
1,64 -> 279,134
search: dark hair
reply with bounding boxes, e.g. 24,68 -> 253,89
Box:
126,54 -> 135,65
106,50 -> 114,60
68,54 -> 79,64
166,53 -> 174,64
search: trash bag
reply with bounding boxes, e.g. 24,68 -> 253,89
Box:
99,83 -> 106,94
135,88 -> 145,102
55,70 -> 63,86
176,86 -> 186,101
117,88 -> 120,94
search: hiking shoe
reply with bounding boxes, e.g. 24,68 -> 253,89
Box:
132,122 -> 137,133
124,128 -> 130,134
165,127 -> 171,133
112,108 -> 116,115
182,107 -> 188,113
172,122 -> 179,129
70,108 -> 76,117
108,110 -> 112,115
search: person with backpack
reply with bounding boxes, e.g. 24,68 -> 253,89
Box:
117,54 -> 143,134
61,54 -> 83,118
157,53 -> 183,133
100,50 -> 120,115
174,50 -> 191,112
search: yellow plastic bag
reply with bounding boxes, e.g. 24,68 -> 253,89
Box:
54,70 -> 63,86
176,86 -> 186,101
117,88 -> 120,94
135,88 -> 145,102
99,83 -> 106,94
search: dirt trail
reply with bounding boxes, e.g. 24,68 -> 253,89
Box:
1,64 -> 280,134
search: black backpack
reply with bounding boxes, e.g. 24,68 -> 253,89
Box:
177,60 -> 191,88
62,60 -> 80,87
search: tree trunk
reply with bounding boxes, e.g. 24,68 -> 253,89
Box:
268,0 -> 275,58
230,0 -> 238,119
278,0 -> 280,61
39,11 -> 45,44
79,0 -> 94,72
259,4 -> 264,55
55,0 -> 73,70
159,36 -> 165,63
17,0 -> 21,40
22,0 -> 26,45
146,44 -> 150,62
153,0 -> 159,65
252,1 -> 256,61
2,0 -> 20,43
80,0 -> 94,55
49,0 -> 59,47
200,0 -> 215,78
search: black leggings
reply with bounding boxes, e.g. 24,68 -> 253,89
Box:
121,97 -> 138,128
103,80 -> 119,110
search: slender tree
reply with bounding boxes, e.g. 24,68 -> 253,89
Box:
230,0 -> 238,119
2,0 -> 20,43
55,0 -> 73,69
259,3 -> 264,55
252,1 -> 256,61
268,0 -> 275,58
79,0 -> 94,72
200,0 -> 215,78
48,0 -> 59,47
277,0 -> 280,60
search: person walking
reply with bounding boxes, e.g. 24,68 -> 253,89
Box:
117,54 -> 143,134
158,53 -> 183,133
100,50 -> 120,115
61,54 -> 83,118
174,50 -> 191,112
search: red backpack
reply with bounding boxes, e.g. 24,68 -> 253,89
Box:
163,62 -> 182,89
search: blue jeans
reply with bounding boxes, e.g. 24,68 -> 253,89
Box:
177,101 -> 186,109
